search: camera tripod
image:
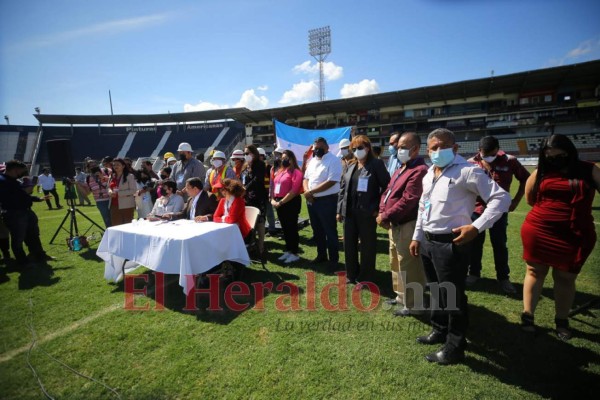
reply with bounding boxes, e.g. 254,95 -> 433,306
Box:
50,198 -> 105,244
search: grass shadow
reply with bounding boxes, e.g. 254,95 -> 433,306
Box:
122,266 -> 302,325
17,262 -> 61,290
465,303 -> 600,398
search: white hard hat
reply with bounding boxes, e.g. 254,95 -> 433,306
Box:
212,150 -> 226,159
167,157 -> 177,164
339,138 -> 351,149
257,147 -> 266,156
231,149 -> 244,159
274,146 -> 284,153
177,142 -> 192,152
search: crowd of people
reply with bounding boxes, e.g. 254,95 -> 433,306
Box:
1,130 -> 598,365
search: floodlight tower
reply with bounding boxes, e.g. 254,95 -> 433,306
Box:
308,26 -> 331,102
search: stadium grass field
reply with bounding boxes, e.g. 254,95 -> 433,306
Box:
1,175 -> 599,399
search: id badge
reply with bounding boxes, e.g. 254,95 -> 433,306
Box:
275,183 -> 282,195
176,174 -> 184,184
422,200 -> 431,221
357,176 -> 369,192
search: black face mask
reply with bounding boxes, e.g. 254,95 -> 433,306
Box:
160,175 -> 168,180
281,159 -> 291,168
313,147 -> 325,158
545,155 -> 569,170
179,153 -> 187,162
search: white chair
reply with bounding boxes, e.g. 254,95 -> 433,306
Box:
245,206 -> 267,270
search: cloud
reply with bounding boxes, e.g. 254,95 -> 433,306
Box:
546,37 -> 600,66
183,101 -> 228,112
292,60 -> 343,81
15,13 -> 171,48
184,87 -> 269,112
235,89 -> 269,109
257,85 -> 269,91
340,79 -> 380,99
278,81 -> 319,105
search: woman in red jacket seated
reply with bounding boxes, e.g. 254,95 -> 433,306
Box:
213,178 -> 251,239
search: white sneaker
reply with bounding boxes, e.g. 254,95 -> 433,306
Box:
284,253 -> 300,263
278,252 -> 290,261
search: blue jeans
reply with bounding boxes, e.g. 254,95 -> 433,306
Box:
96,200 -> 112,228
469,212 -> 509,281
307,194 -> 338,262
266,201 -> 276,231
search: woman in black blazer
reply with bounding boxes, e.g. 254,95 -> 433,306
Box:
337,135 -> 391,285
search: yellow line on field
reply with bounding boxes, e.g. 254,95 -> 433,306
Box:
0,275 -> 179,363
0,303 -> 121,363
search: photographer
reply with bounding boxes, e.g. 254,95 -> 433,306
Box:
0,160 -> 56,267
37,168 -> 62,210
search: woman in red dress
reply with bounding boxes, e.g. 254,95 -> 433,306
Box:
213,178 -> 251,239
521,134 -> 600,340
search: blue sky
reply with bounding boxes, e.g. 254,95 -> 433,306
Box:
1,0 -> 599,125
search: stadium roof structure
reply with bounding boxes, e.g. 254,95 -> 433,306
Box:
34,60 -> 600,126
34,108 -> 251,125
229,59 -> 600,124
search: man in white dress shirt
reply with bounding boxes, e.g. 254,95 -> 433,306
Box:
409,128 -> 511,365
303,137 -> 343,271
37,168 -> 62,210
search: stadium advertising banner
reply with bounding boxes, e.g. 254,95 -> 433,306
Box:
274,120 -> 351,166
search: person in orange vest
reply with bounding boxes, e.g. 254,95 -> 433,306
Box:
205,150 -> 236,198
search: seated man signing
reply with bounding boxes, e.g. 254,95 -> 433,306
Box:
163,178 -> 217,222
146,179 -> 185,220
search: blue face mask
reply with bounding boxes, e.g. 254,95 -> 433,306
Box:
430,147 -> 455,168
388,145 -> 397,156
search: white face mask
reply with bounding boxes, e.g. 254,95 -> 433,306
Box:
481,154 -> 497,163
354,148 -> 367,160
397,148 -> 411,164
212,159 -> 223,168
339,148 -> 349,157
244,154 -> 253,163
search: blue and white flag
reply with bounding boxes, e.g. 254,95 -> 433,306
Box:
274,120 -> 351,166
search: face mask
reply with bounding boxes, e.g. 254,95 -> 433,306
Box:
354,149 -> 367,160
313,147 -> 325,158
179,153 -> 187,161
397,148 -> 411,164
340,148 -> 349,157
545,155 -> 568,170
244,154 -> 253,163
388,145 -> 398,156
282,159 -> 291,168
481,154 -> 497,163
430,147 -> 455,168
160,175 -> 168,180
212,159 -> 223,168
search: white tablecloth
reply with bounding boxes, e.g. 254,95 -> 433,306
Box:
97,220 -> 250,294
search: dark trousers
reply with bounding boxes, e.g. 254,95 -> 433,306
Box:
344,209 -> 377,282
307,194 -> 338,262
469,212 -> 510,281
43,187 -> 61,208
421,237 -> 470,351
275,196 -> 301,254
3,209 -> 46,264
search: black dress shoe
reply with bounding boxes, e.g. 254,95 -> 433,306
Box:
345,278 -> 357,285
425,346 -> 465,365
384,298 -> 399,306
416,330 -> 447,345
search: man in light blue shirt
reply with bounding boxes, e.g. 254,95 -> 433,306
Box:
387,132 -> 402,175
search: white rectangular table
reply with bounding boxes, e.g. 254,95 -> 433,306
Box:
97,220 -> 251,294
